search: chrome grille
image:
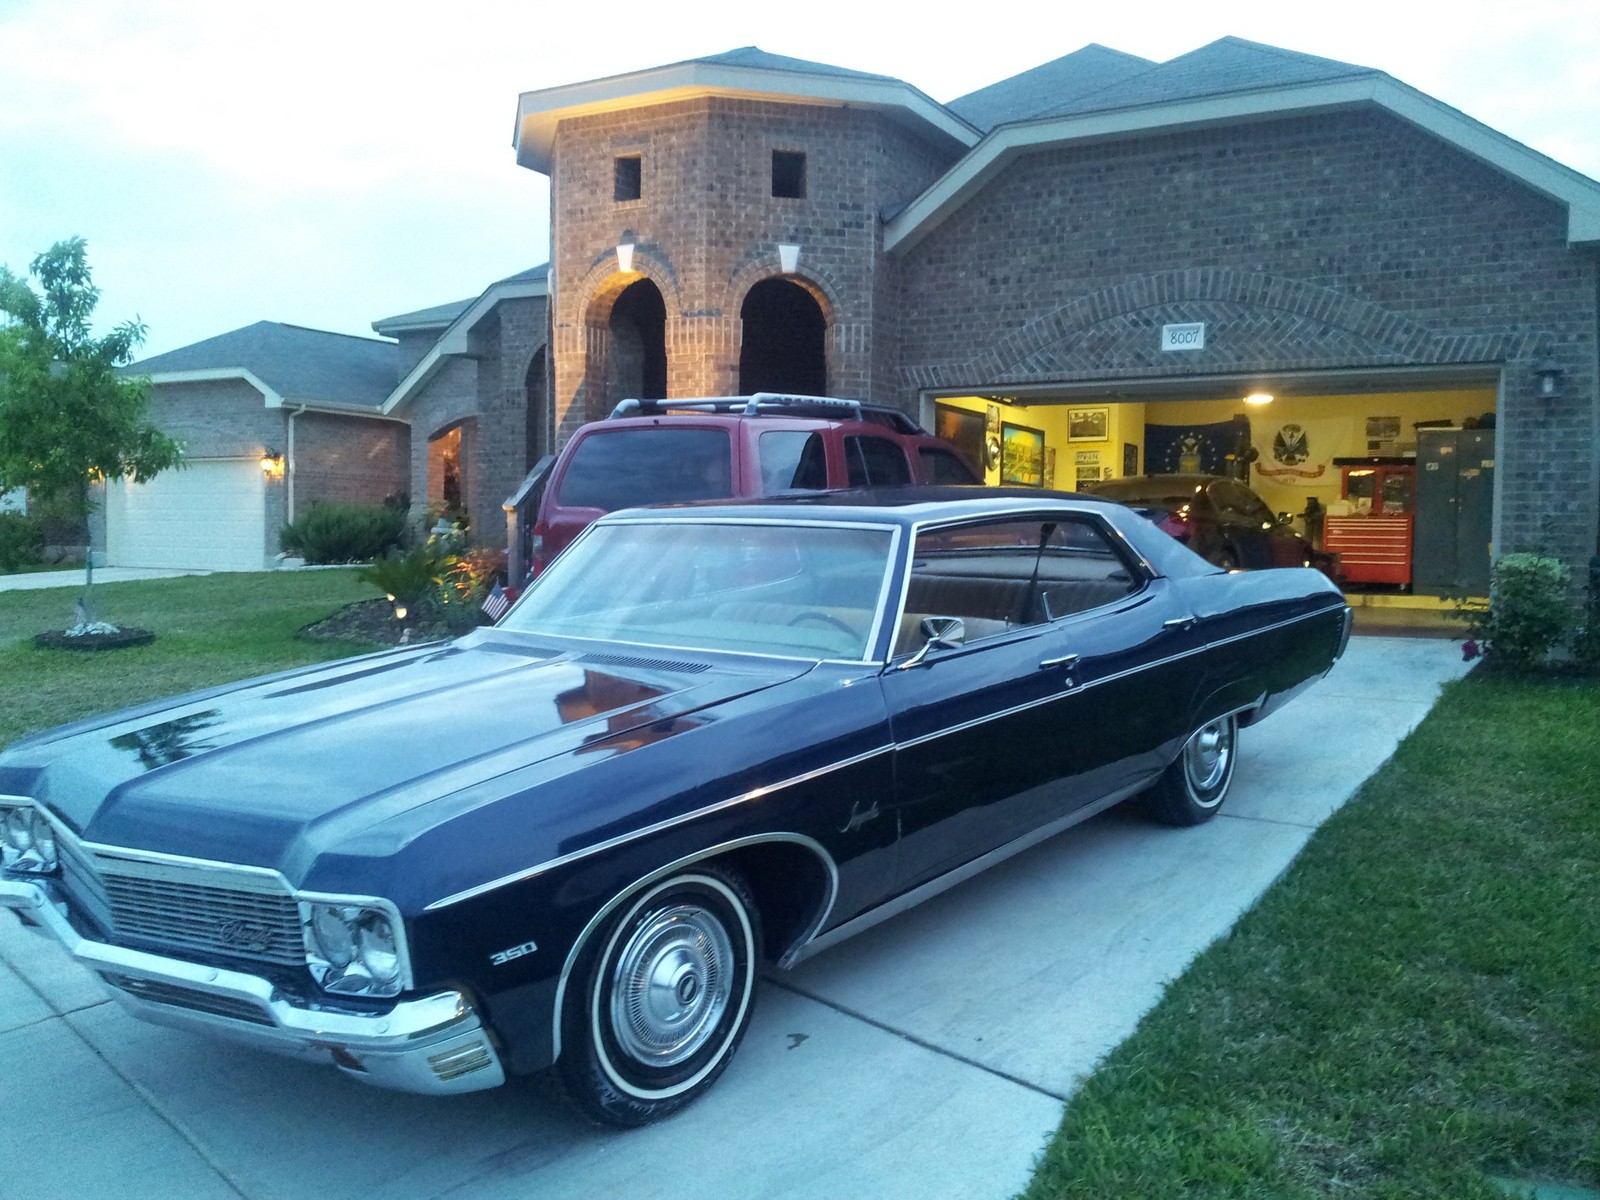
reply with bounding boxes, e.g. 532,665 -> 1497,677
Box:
99,870 -> 306,966
56,832 -> 114,935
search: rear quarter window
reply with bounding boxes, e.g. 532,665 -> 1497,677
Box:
758,430 -> 829,492
845,436 -> 912,487
918,447 -> 980,485
555,429 -> 734,511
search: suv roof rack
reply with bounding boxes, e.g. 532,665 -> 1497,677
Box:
608,393 -> 925,434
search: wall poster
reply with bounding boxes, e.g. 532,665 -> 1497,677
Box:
1000,423 -> 1046,487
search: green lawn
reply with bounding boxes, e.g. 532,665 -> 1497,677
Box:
1025,675 -> 1600,1200
0,571 -> 383,748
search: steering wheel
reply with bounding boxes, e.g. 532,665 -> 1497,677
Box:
786,611 -> 857,638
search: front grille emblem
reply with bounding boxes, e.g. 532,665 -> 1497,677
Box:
215,918 -> 274,954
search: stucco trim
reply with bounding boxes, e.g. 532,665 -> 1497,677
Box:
381,279 -> 549,415
885,75 -> 1600,254
514,62 -> 979,173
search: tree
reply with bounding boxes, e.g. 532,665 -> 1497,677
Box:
0,237 -> 182,629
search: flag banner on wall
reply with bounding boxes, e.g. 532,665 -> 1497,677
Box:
1143,421 -> 1240,476
1253,418 -> 1342,485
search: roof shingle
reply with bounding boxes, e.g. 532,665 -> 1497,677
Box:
125,321 -> 396,408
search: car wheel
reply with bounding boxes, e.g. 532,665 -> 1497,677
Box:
557,867 -> 761,1127
1142,714 -> 1238,826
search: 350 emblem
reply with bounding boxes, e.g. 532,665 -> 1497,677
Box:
490,939 -> 538,966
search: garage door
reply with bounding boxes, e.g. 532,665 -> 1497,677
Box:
106,460 -> 267,571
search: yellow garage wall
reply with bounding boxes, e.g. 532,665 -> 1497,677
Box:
1144,388 -> 1495,517
936,396 -> 1147,490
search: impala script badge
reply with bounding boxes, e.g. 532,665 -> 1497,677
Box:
216,918 -> 274,953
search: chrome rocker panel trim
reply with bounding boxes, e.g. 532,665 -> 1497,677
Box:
0,877 -> 504,1096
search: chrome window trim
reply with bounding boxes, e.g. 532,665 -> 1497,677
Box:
547,832 -> 840,1062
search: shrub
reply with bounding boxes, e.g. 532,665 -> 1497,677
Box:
280,502 -> 405,564
1572,555 -> 1600,670
1477,553 -> 1573,670
357,545 -> 443,608
0,511 -> 45,571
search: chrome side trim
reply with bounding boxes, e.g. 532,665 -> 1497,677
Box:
548,832 -> 839,1062
894,605 -> 1330,752
424,750 -> 882,910
787,779 -> 1149,966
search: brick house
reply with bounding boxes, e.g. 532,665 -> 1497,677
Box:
99,322 -> 409,571
511,40 -> 1600,590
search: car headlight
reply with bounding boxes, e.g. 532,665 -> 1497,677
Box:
301,898 -> 407,998
0,801 -> 60,875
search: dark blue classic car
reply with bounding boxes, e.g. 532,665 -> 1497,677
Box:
0,490 -> 1349,1126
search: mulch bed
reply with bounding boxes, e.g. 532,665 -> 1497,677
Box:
301,598 -> 474,647
33,628 -> 156,651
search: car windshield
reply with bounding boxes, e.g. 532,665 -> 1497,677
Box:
500,520 -> 896,660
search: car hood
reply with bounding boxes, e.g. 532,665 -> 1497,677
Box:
5,630 -> 812,875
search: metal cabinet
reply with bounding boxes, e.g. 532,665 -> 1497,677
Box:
1413,429 -> 1495,595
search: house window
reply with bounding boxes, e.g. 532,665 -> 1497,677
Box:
614,155 -> 642,202
771,150 -> 806,199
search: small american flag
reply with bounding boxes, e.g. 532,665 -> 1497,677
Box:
482,582 -> 513,622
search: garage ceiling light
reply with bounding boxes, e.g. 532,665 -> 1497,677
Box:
1244,393 -> 1274,406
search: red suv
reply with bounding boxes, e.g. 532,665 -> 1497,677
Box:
513,394 -> 981,580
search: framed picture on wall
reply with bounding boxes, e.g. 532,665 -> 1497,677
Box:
1068,407 -> 1110,443
933,403 -> 987,477
1000,422 -> 1046,487
1044,448 -> 1057,488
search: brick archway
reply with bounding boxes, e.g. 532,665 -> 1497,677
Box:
724,254 -> 868,398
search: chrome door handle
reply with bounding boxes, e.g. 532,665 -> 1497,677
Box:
1163,616 -> 1196,630
1039,654 -> 1080,671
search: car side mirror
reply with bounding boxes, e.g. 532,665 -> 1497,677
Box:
1277,512 -> 1295,527
899,616 -> 966,669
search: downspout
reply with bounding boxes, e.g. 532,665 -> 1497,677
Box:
287,405 -> 307,523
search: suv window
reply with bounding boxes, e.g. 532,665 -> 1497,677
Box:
919,447 -> 979,485
556,428 -> 734,511
845,436 -> 912,487
759,431 -> 829,492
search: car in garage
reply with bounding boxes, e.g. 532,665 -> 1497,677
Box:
1085,473 -> 1323,573
1,489 -> 1349,1127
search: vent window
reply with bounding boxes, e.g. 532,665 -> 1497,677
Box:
771,150 -> 806,199
614,155 -> 642,202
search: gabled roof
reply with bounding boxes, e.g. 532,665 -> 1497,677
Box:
373,266 -> 549,337
1037,36 -> 1378,117
125,321 -> 397,411
890,37 -> 1600,252
513,46 -> 977,173
948,45 -> 1155,131
380,264 -> 550,414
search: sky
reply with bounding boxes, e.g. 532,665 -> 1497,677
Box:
2,0 -> 1596,359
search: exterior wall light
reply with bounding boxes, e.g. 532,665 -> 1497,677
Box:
260,451 -> 285,477
1244,393 -> 1274,406
1534,357 -> 1565,398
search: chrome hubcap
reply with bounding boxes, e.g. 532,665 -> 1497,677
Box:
609,904 -> 734,1068
1184,717 -> 1233,797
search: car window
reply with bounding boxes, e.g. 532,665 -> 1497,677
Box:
918,447 -> 980,485
894,517 -> 1139,655
555,429 -> 734,512
1207,480 -> 1256,520
845,436 -> 913,487
758,431 -> 828,492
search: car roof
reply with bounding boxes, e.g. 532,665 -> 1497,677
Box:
584,414 -> 938,437
599,486 -> 1134,528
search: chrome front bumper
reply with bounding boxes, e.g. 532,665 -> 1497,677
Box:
1,877 -> 505,1096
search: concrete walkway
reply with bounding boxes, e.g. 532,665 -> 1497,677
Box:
0,567 -> 212,591
0,636 -> 1472,1200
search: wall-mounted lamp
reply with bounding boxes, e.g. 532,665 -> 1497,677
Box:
1244,392 -> 1275,406
616,242 -> 635,274
1534,357 -> 1565,398
259,451 -> 284,477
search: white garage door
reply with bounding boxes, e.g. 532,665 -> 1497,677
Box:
106,460 -> 267,571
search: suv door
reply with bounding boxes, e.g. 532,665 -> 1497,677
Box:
844,435 -> 914,488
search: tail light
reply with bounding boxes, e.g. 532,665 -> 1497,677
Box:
1155,510 -> 1192,542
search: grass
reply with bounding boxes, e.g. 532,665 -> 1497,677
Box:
0,571 -> 384,748
1024,675 -> 1600,1200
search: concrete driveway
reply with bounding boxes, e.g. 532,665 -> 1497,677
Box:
0,635 -> 1471,1200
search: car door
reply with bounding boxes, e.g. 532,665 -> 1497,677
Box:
880,515 -> 1188,892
